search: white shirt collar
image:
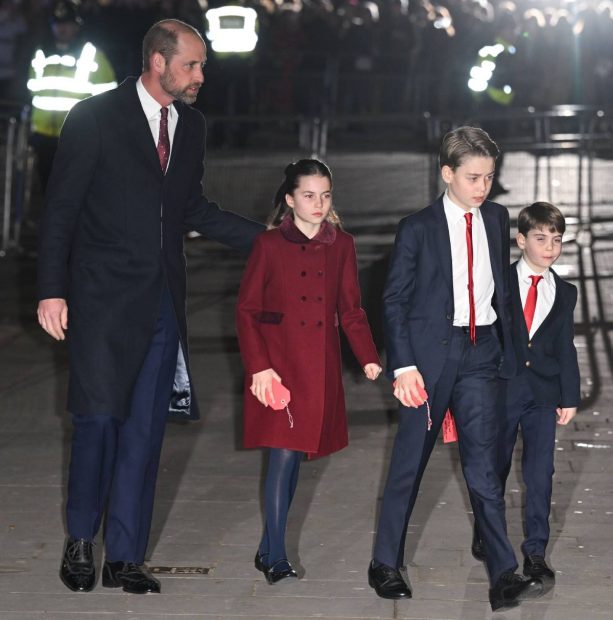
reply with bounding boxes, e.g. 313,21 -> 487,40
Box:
517,256 -> 553,286
136,76 -> 175,121
443,191 -> 481,224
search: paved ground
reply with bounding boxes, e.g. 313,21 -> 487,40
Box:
0,151 -> 612,619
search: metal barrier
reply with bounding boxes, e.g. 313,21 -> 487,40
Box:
0,103 -> 31,257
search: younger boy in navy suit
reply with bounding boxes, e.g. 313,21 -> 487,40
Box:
368,127 -> 544,611
473,202 -> 580,584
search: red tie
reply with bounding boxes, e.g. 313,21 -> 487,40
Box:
465,212 -> 476,344
524,274 -> 543,333
157,106 -> 170,173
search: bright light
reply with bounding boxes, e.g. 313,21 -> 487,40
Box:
468,78 -> 488,92
206,6 -> 258,54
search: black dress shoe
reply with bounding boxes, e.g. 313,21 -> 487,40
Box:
60,538 -> 96,592
368,560 -> 412,599
489,571 -> 543,611
102,561 -> 161,593
264,559 -> 298,585
254,551 -> 269,574
524,555 -> 555,582
471,528 -> 485,562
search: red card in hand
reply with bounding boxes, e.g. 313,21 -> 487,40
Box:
266,379 -> 291,410
442,409 -> 458,443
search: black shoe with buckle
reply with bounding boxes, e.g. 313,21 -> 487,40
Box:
368,560 -> 412,599
60,537 -> 96,592
265,559 -> 298,585
523,555 -> 555,583
489,571 -> 543,611
255,550 -> 269,574
102,561 -> 161,593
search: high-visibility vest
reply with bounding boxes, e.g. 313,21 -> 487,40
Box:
27,42 -> 117,138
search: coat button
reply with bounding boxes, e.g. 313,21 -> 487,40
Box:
301,245 -> 306,251
525,361 -> 531,367
442,339 -> 448,345
300,320 -> 306,326
301,296 -> 307,301
527,342 -> 532,348
316,320 -> 323,327
317,296 -> 323,302
317,270 -> 324,276
301,271 -> 306,277
446,314 -> 452,320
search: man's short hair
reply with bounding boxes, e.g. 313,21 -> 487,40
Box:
518,201 -> 566,235
439,126 -> 500,170
142,19 -> 203,71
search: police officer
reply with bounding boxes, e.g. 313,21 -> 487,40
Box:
27,0 -> 116,192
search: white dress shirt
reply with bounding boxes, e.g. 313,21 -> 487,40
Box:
136,77 -> 178,165
516,257 -> 556,339
394,192 -> 497,378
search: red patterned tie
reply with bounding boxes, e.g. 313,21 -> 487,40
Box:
157,106 -> 170,173
523,274 -> 543,333
465,212 -> 476,345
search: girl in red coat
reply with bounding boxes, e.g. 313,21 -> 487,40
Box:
236,159 -> 382,584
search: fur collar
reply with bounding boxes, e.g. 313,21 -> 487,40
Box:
279,216 -> 337,245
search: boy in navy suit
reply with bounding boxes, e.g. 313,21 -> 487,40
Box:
368,127 -> 544,611
472,202 -> 580,585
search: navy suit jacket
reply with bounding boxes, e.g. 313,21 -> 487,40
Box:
383,196 -> 516,394
509,261 -> 580,408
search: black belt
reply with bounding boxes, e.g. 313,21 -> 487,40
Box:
452,325 -> 493,336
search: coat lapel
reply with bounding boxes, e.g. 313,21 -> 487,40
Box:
480,202 -> 503,295
116,78 -> 164,177
432,197 -> 453,296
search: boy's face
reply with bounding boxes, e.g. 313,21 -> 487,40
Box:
441,156 -> 495,211
517,227 -> 563,273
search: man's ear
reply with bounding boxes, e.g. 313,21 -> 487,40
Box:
151,52 -> 165,75
441,165 -> 454,184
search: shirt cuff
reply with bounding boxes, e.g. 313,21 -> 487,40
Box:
394,366 -> 417,378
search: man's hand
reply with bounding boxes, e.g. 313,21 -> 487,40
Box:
251,368 -> 282,406
556,407 -> 577,425
37,298 -> 68,341
393,369 -> 427,408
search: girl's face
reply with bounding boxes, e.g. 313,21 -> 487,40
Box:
441,155 -> 495,211
286,174 -> 332,236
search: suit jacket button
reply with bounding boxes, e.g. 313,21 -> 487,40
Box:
527,342 -> 532,348
446,314 -> 452,320
442,339 -> 448,345
525,360 -> 531,367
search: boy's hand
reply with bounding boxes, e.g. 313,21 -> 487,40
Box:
363,363 -> 382,380
251,368 -> 282,406
37,298 -> 68,341
393,369 -> 427,408
556,407 -> 577,425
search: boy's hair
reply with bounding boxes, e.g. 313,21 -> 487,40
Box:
439,126 -> 500,170
517,201 -> 566,235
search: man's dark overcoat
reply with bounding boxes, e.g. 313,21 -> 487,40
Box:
38,78 -> 263,421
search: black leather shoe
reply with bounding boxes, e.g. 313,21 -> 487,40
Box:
264,559 -> 298,585
60,538 -> 96,592
102,561 -> 161,593
471,528 -> 485,562
489,571 -> 543,611
368,560 -> 412,599
524,555 -> 555,583
254,551 -> 269,574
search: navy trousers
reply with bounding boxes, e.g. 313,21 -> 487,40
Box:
374,327 -> 518,585
497,372 -> 557,557
66,287 -> 179,563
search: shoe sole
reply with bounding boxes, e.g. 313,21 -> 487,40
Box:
491,599 -> 520,612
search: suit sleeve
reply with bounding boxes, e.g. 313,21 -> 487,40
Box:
556,285 -> 581,407
182,119 -> 264,253
383,217 -> 420,376
337,236 -> 380,368
37,101 -> 100,300
235,235 -> 274,376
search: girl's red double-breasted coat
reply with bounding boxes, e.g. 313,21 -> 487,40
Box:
236,217 -> 379,458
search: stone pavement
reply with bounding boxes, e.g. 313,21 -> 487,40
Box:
1,152 -> 612,619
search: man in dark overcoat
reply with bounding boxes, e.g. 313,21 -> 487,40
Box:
36,19 -> 264,594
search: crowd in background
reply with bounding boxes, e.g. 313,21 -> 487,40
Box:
2,0 -> 613,118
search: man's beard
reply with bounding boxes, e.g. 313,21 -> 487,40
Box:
160,69 -> 200,105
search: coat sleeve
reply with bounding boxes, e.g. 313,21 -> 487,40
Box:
236,235 -> 274,376
37,101 -> 100,300
556,284 -> 581,407
383,216 -> 420,376
337,236 -> 380,368
182,118 -> 265,253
